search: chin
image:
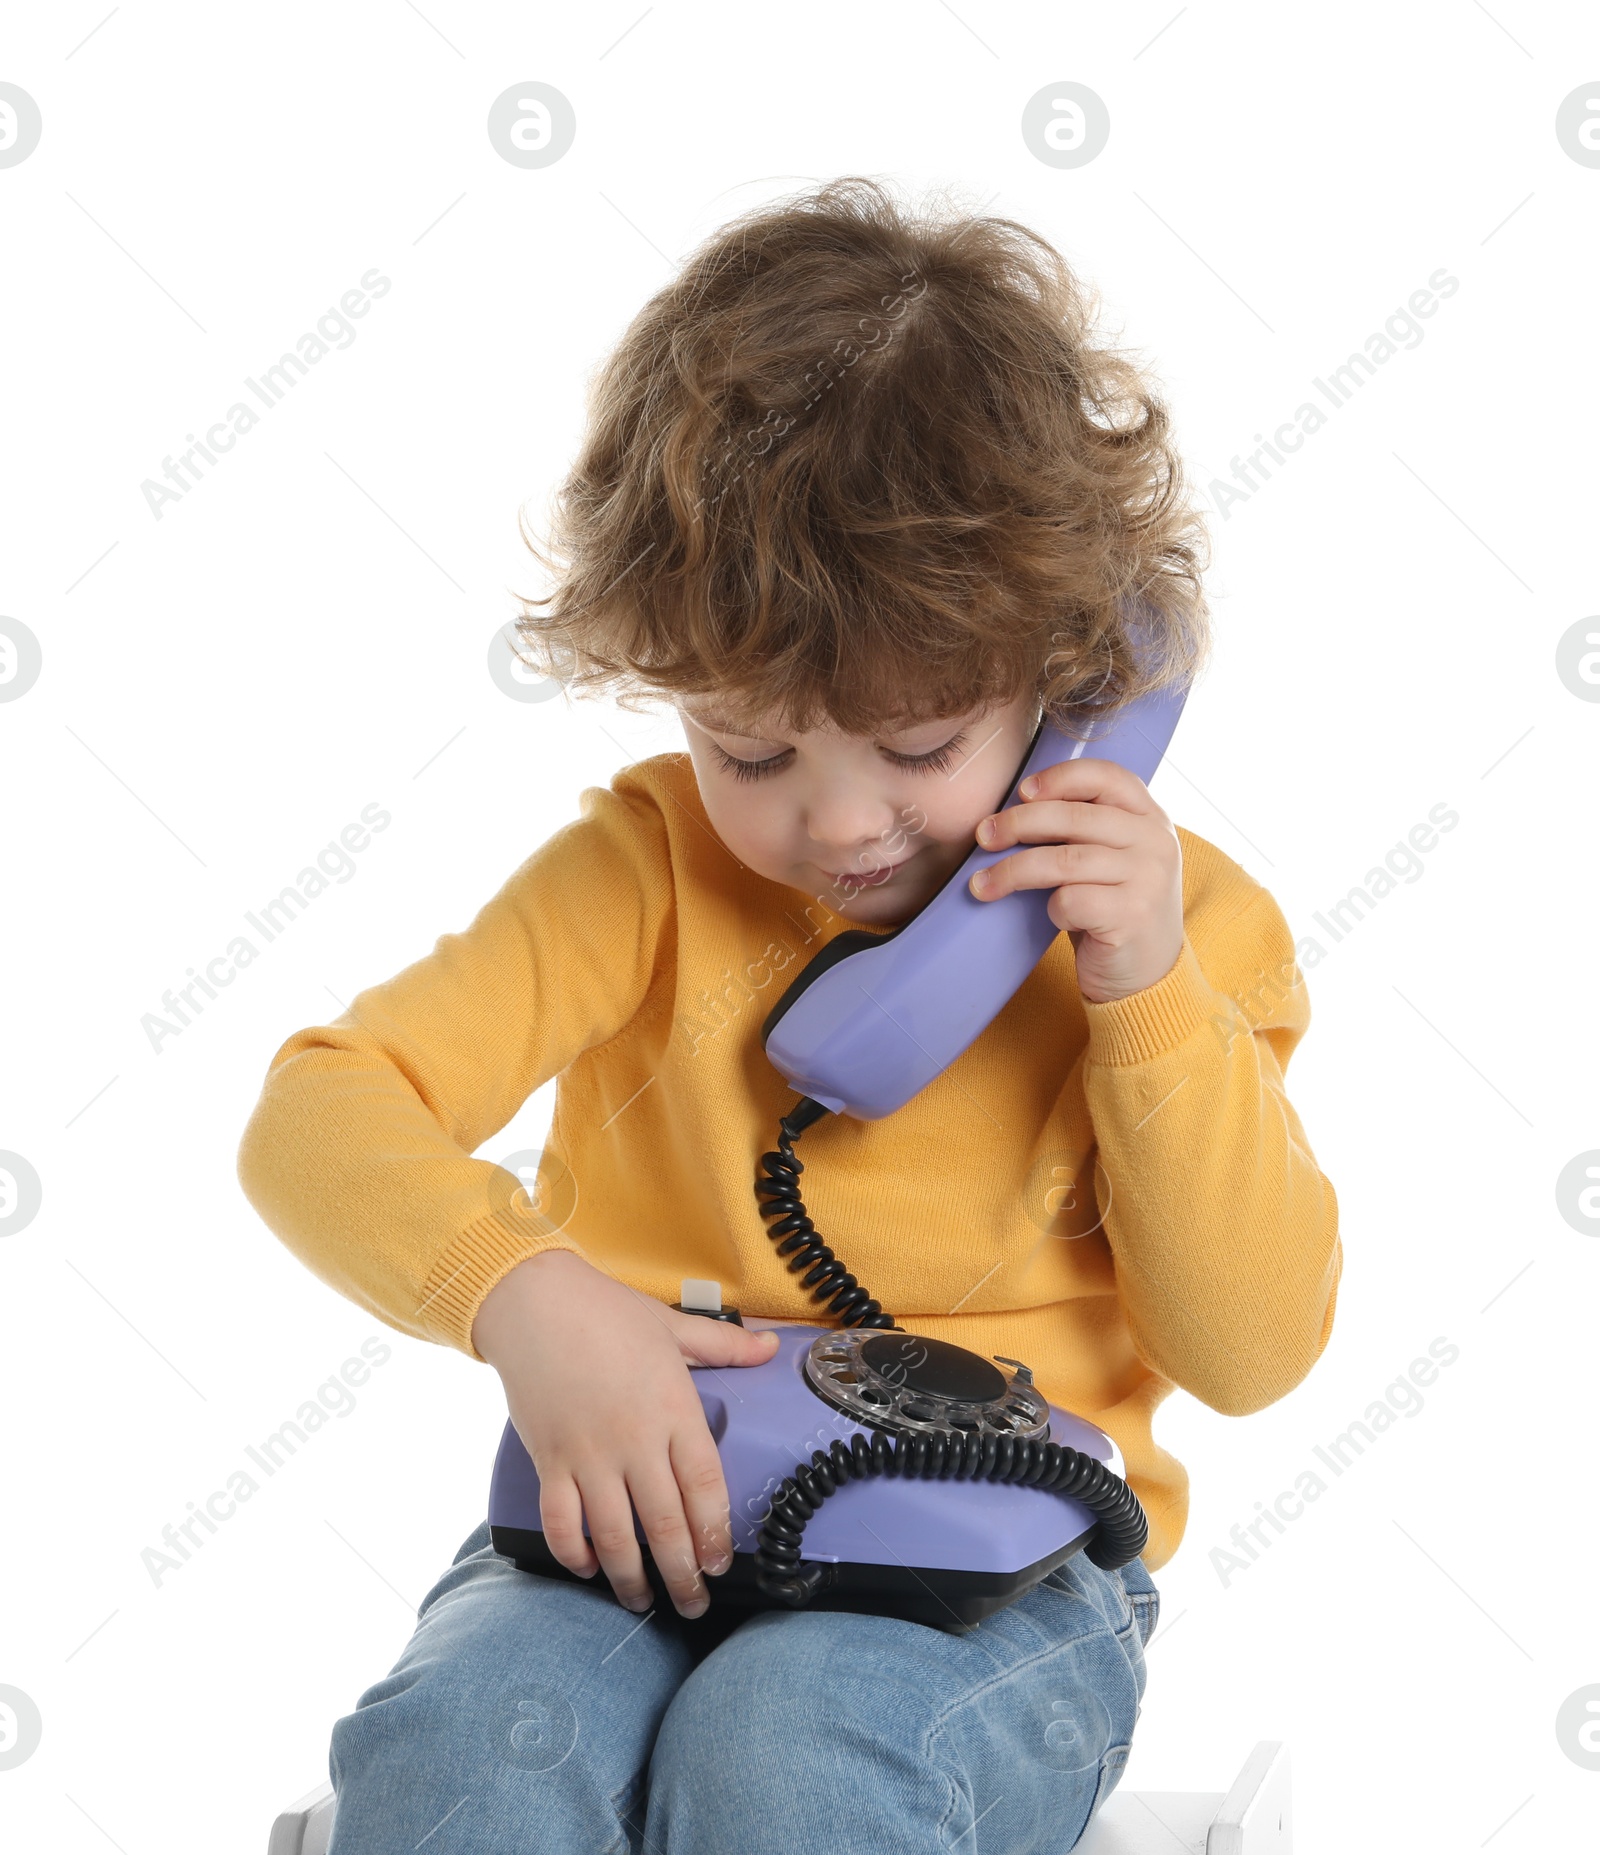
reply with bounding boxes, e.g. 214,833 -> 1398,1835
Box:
834,897 -> 903,927
786,875 -> 895,925
831,879 -> 929,928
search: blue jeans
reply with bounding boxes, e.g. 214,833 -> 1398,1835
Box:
325,1519 -> 1159,1854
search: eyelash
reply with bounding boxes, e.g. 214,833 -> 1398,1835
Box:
712,730 -> 969,783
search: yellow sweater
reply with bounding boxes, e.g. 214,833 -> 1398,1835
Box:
236,751 -> 1341,1572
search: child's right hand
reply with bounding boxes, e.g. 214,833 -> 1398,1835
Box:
471,1249 -> 780,1619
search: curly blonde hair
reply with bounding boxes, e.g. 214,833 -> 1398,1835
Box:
512,175 -> 1211,736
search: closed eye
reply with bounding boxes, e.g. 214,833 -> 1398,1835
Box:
712,729 -> 969,783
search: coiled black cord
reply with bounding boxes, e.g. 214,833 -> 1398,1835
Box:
750,1095 -> 1150,1604
754,1095 -> 898,1329
754,1425 -> 1150,1606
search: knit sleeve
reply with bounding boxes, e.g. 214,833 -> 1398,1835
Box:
236,765 -> 675,1360
1079,867 -> 1342,1417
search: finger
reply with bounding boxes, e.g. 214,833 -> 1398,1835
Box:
669,1422 -> 736,1577
972,843 -> 1129,901
978,797 -> 1138,853
671,1314 -> 781,1370
539,1470 -> 598,1578
580,1477 -> 654,1614
626,1459 -> 710,1617
1046,883 -> 1127,938
1016,756 -> 1160,812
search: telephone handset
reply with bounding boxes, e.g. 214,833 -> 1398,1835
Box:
761,668 -> 1190,1121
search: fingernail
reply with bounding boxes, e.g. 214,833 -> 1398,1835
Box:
970,869 -> 989,895
703,1553 -> 730,1576
1019,776 -> 1038,797
976,817 -> 994,844
681,1599 -> 708,1618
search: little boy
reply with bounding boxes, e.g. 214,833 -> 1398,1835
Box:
238,176 -> 1340,1854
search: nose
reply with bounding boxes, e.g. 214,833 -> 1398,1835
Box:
803,777 -> 905,869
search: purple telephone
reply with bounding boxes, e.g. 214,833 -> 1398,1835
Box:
489,658 -> 1189,1631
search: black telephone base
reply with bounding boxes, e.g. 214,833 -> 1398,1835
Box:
490,1522 -> 1095,1635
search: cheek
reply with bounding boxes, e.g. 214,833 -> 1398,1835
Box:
700,782 -> 790,868
905,788 -> 991,850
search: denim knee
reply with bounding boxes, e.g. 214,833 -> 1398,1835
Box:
645,1609 -> 961,1855
641,1557 -> 1155,1855
326,1545 -> 697,1855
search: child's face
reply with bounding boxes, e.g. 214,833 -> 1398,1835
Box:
678,688 -> 1042,927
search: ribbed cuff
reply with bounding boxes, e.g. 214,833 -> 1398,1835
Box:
1082,935 -> 1221,1067
417,1206 -> 585,1361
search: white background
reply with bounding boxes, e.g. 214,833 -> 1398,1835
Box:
1,3 -> 1596,1850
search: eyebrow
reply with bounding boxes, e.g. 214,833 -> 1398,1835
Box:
691,712 -> 760,734
689,711 -> 958,740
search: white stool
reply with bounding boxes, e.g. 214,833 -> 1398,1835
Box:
268,1783 -> 333,1855
269,1741 -> 1290,1853
1079,1742 -> 1292,1853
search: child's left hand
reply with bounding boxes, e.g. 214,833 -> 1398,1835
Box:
968,758 -> 1184,1006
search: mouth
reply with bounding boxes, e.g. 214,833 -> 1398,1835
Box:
821,857 -> 912,890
